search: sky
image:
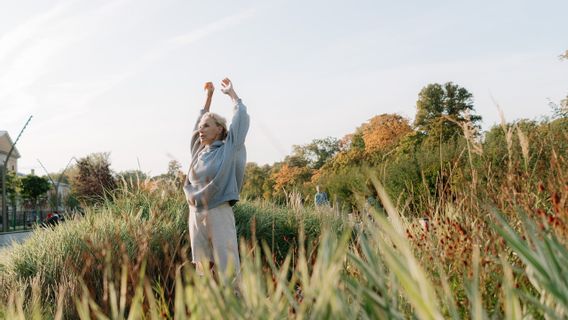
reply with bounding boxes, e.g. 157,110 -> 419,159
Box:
1,0 -> 567,176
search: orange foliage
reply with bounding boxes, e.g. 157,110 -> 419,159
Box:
271,164 -> 313,192
361,114 -> 412,154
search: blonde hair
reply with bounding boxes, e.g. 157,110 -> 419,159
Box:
202,112 -> 228,140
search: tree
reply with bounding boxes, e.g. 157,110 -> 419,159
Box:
284,137 -> 340,170
271,164 -> 312,198
242,162 -> 272,200
312,165 -> 367,212
1,171 -> 18,199
117,170 -> 149,190
289,137 -> 340,170
284,148 -> 309,168
0,171 -> 21,208
71,153 -> 117,204
118,170 -> 148,182
346,131 -> 365,151
558,50 -> 568,116
414,82 -> 481,143
550,99 -> 568,119
360,114 -> 413,155
309,137 -> 340,169
151,160 -> 185,188
166,160 -> 183,181
21,175 -> 50,209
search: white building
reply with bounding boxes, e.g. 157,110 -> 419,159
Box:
0,131 -> 20,172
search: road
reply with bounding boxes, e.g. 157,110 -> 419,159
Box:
0,231 -> 32,248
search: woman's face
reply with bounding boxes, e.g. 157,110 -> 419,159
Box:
198,117 -> 223,145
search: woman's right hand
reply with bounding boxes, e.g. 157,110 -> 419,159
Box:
204,82 -> 214,97
203,82 -> 214,111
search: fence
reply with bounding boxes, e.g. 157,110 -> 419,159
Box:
0,209 -> 49,232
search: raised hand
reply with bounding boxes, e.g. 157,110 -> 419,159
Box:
220,77 -> 239,102
204,81 -> 214,96
203,81 -> 214,111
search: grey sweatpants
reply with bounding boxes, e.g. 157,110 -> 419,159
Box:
189,202 -> 241,277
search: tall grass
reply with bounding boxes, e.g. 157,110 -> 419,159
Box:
3,192 -> 565,319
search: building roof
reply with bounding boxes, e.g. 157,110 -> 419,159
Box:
0,131 -> 21,159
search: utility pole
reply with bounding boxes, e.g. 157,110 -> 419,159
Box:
2,116 -> 33,232
37,157 -> 76,211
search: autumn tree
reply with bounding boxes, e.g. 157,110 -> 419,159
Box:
72,153 -> 117,205
414,82 -> 481,143
319,114 -> 412,171
270,137 -> 340,200
271,163 -> 312,199
361,114 -> 413,155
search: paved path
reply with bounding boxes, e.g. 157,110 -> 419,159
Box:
0,231 -> 32,248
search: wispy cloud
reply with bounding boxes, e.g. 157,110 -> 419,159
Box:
1,1 -> 257,131
171,8 -> 257,45
0,0 -> 74,63
66,7 -> 259,109
0,0 -> 136,120
0,1 -> 76,101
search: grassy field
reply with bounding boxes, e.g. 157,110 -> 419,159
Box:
0,138 -> 567,318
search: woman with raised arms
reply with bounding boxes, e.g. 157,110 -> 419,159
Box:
183,78 -> 249,282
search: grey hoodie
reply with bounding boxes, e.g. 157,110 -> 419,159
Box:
183,100 -> 250,213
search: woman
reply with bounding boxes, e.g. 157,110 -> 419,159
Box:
183,78 -> 249,279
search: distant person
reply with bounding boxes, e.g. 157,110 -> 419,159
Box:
364,195 -> 380,215
183,78 -> 250,282
314,185 -> 329,207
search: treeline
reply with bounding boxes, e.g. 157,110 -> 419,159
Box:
1,153 -> 185,212
4,80 -> 565,215
241,82 -> 568,214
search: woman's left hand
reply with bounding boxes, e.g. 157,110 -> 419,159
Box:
221,77 -> 239,102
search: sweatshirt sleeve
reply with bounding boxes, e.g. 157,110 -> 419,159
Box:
224,99 -> 250,153
184,108 -> 206,202
190,109 -> 207,157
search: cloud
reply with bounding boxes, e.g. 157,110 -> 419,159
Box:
171,8 -> 257,45
1,0 -> 258,134
0,0 -> 137,116
67,7 -> 259,108
0,1 -> 77,101
0,0 -> 74,64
